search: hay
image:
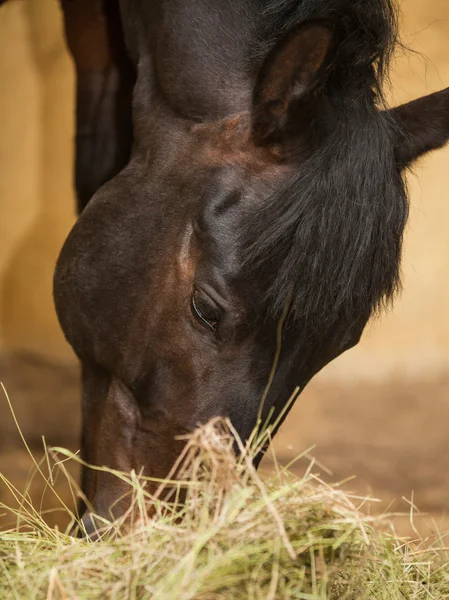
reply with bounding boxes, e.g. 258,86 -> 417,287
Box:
0,417 -> 448,599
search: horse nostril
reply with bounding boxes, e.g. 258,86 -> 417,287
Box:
75,511 -> 104,541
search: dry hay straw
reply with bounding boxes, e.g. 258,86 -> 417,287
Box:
0,416 -> 448,599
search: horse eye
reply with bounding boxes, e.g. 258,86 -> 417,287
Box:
191,289 -> 219,332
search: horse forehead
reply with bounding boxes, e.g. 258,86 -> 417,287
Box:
191,114 -> 285,173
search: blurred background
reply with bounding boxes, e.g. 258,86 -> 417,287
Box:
0,0 -> 448,533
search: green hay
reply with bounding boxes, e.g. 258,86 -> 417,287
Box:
1,416 -> 448,600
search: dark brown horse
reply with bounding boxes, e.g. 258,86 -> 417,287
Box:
54,0 -> 449,533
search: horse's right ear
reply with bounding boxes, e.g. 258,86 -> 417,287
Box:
251,21 -> 335,144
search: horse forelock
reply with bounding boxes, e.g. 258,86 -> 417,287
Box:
242,102 -> 408,337
231,0 -> 404,335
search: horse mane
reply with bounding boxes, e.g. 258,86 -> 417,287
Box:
244,0 -> 408,335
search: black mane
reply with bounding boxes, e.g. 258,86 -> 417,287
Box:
244,0 -> 407,336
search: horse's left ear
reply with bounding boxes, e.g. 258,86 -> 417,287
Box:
251,21 -> 335,144
388,88 -> 449,168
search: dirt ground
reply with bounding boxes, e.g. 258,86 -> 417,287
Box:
268,376 -> 449,537
0,352 -> 448,537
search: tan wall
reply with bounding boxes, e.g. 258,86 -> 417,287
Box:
0,0 -> 75,362
0,0 -> 448,379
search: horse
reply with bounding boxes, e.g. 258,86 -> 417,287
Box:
54,0 -> 449,534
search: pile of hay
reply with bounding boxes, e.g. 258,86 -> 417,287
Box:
0,418 -> 448,599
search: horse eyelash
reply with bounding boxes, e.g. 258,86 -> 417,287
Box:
191,294 -> 218,332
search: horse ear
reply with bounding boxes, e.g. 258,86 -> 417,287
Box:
251,21 -> 335,144
389,88 -> 449,168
